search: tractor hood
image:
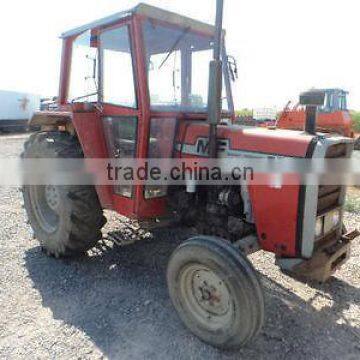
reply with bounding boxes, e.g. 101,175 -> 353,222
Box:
176,122 -> 317,158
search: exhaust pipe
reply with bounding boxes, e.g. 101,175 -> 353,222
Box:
299,90 -> 326,135
304,106 -> 317,135
208,0 -> 224,158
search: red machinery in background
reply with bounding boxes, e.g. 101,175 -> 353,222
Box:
278,89 -> 360,149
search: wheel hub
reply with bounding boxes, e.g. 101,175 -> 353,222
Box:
45,185 -> 60,211
180,264 -> 233,331
192,269 -> 230,316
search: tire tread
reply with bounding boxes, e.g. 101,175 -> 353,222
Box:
22,131 -> 106,257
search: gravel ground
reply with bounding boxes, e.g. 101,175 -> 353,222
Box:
0,134 -> 359,360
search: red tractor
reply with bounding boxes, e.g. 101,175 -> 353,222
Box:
278,88 -> 360,150
23,2 -> 358,349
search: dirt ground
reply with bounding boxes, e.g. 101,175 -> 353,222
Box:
0,134 -> 359,359
353,150 -> 360,161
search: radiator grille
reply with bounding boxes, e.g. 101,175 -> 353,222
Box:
317,185 -> 342,215
317,144 -> 348,215
325,143 -> 347,158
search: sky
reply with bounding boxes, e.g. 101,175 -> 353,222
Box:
0,0 -> 359,110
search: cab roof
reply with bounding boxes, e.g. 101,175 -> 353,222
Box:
61,3 -> 217,39
316,88 -> 348,95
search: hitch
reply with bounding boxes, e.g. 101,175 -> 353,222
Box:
285,230 -> 359,283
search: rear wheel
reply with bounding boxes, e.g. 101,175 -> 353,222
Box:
22,132 -> 106,258
167,236 -> 264,349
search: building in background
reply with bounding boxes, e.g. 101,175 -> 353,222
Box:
0,90 -> 41,132
236,107 -> 277,127
253,107 -> 277,122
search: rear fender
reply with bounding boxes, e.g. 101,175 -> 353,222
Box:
30,110 -> 114,210
29,111 -> 75,134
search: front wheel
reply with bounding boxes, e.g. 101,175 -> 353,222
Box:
167,236 -> 264,349
354,137 -> 360,151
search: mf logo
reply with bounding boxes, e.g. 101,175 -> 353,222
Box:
196,138 -> 230,156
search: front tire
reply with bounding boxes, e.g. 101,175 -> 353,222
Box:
354,137 -> 360,151
22,132 -> 106,258
167,236 -> 264,349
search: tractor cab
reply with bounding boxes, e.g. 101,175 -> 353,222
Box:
45,3 -> 236,219
61,3 -> 234,115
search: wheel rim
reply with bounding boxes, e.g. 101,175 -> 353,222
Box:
45,185 -> 61,211
30,185 -> 60,233
180,264 -> 234,331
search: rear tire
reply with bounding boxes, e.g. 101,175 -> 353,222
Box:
22,132 -> 106,258
167,236 -> 264,349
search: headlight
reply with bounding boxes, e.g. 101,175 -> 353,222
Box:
330,210 -> 341,228
315,217 -> 324,238
324,209 -> 341,234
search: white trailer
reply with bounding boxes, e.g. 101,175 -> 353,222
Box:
0,90 -> 41,131
253,107 -> 277,122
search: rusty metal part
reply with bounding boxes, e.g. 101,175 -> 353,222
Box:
288,230 -> 359,283
29,111 -> 72,127
342,229 -> 360,242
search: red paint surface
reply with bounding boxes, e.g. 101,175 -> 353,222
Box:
176,122 -> 313,157
249,177 -> 301,257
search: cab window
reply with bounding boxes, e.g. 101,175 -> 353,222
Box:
100,26 -> 137,108
68,30 -> 98,102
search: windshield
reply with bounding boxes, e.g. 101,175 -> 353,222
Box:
320,91 -> 348,112
143,20 -> 229,113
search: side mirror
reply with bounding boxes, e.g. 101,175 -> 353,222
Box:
227,55 -> 238,82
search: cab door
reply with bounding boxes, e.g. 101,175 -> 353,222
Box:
99,22 -> 143,218
98,18 -> 171,219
